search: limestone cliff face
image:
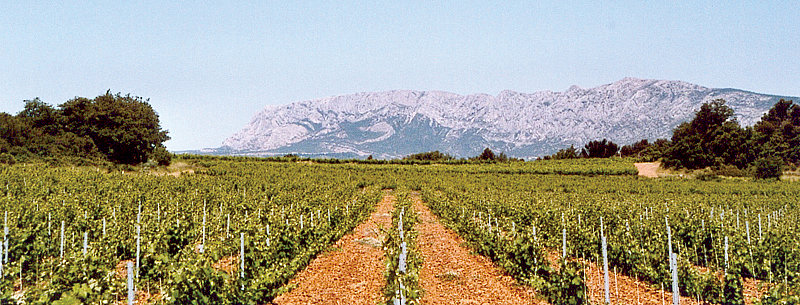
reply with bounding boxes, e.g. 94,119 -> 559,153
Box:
220,78 -> 795,159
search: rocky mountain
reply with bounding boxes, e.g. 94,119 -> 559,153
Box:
218,78 -> 796,159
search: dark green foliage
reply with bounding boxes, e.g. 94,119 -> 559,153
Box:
581,139 -> 618,158
544,261 -> 590,305
0,92 -> 169,165
478,147 -> 496,160
639,138 -> 670,162
712,164 -> 747,177
752,99 -> 800,165
662,99 -> 799,178
403,150 -> 455,162
663,99 -> 748,169
470,148 -> 520,162
620,139 -> 651,157
619,138 -> 671,161
152,146 -> 173,166
722,271 -> 744,305
60,92 -> 170,164
752,156 -> 784,180
0,152 -> 14,165
543,145 -> 579,160
165,255 -> 238,305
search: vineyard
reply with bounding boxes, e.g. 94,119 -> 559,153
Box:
0,158 -> 797,304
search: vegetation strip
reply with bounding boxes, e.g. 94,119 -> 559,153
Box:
419,170 -> 799,304
0,162 -> 380,304
382,192 -> 421,304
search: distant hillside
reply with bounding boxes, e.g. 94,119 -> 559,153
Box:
216,78 -> 796,159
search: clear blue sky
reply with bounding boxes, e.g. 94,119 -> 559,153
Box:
2,1 -> 798,151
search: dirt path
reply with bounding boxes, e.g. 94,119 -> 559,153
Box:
635,162 -> 660,178
411,193 -> 548,305
272,192 -> 395,305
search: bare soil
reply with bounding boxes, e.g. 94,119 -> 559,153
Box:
272,191 -> 395,305
635,162 -> 660,178
411,193 -> 548,305
213,255 -> 238,275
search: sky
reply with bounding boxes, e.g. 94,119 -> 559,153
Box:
2,1 -> 798,151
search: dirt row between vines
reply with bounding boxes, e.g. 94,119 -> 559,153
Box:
410,193 -> 548,305
272,191 -> 395,305
274,192 -> 765,305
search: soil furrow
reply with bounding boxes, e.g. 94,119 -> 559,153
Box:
272,192 -> 395,305
411,193 -> 548,305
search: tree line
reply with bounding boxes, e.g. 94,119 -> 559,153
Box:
544,99 -> 799,179
0,91 -> 170,165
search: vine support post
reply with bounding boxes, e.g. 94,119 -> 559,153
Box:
602,235 -> 610,304
562,228 -> 567,263
60,220 -> 65,259
127,261 -> 135,305
671,253 -> 680,305
240,232 -> 245,291
136,225 -> 141,278
82,231 -> 88,255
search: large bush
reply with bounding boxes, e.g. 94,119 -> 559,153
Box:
0,92 -> 169,165
752,156 -> 784,180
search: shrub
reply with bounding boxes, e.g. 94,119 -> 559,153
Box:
752,157 -> 784,180
0,153 -> 15,165
152,146 -> 172,166
713,164 -> 747,177
695,169 -> 720,181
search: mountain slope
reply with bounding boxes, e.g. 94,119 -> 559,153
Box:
220,78 -> 796,159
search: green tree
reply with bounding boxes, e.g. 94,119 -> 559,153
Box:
620,139 -> 651,157
752,99 -> 800,165
544,145 -> 579,160
60,92 -> 170,164
0,113 -> 31,147
581,139 -> 619,158
663,99 -> 746,169
403,151 -> 454,162
752,156 -> 784,180
478,148 -> 496,161
19,98 -> 62,135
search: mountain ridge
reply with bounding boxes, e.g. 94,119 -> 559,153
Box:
217,78 -> 797,159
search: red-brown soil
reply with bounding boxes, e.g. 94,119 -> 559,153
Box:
272,192 -> 395,305
635,162 -> 660,178
411,193 -> 549,305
